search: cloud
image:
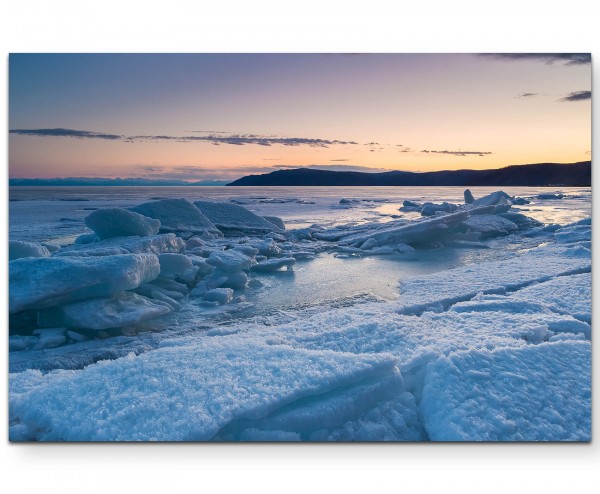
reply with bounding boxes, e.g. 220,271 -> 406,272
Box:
480,53 -> 591,65
186,130 -> 232,134
138,134 -> 359,147
9,128 -> 122,140
330,159 -> 350,162
516,92 -> 538,98
421,149 -> 492,157
559,90 -> 591,102
10,128 -> 359,148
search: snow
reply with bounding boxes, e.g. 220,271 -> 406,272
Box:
9,254 -> 161,313
554,222 -> 591,244
9,240 -> 51,261
396,243 -> 590,315
9,336 -> 399,441
506,272 -> 591,324
420,341 -> 591,441
130,198 -> 221,236
194,200 -> 283,234
37,292 -> 173,330
84,208 -> 161,239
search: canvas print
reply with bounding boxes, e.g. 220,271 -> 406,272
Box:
8,53 -> 591,442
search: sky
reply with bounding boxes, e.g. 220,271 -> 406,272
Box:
9,53 -> 591,181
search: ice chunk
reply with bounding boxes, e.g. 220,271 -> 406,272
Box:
9,336 -> 398,441
158,253 -> 193,278
340,209 -> 470,248
420,202 -> 458,216
32,328 -> 67,349
9,253 -> 160,313
470,190 -> 511,207
251,258 -> 296,272
223,271 -> 249,289
58,234 -> 185,257
498,212 -> 542,230
130,199 -> 221,236
180,265 -> 201,285
537,193 -> 564,200
74,233 -> 98,245
510,196 -> 530,205
38,292 -> 172,330
84,208 -> 160,239
203,288 -> 234,304
194,200 -> 282,234
360,238 -> 378,250
9,335 -> 38,352
41,243 -> 61,254
420,341 -> 591,441
207,249 -> 255,273
464,189 -> 475,204
399,200 -> 422,212
462,214 -> 518,238
262,216 -> 286,230
9,240 -> 50,261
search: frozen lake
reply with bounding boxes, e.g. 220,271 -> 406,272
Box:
8,186 -> 592,441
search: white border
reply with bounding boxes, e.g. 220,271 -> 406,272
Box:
1,2 -> 598,493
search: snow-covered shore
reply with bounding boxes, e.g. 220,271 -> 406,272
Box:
8,189 -> 591,441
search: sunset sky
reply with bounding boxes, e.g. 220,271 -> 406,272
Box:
9,53 -> 591,182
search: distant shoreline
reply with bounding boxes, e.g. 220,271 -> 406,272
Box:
227,161 -> 591,187
8,161 -> 591,187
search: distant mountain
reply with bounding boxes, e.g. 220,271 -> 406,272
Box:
9,177 -> 231,186
227,161 -> 591,187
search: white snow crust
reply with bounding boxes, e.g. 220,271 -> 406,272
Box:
420,341 -> 591,441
